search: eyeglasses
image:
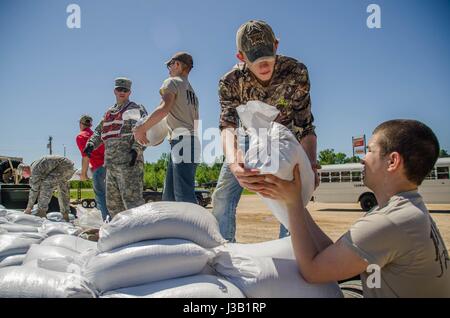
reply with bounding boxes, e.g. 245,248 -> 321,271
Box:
115,87 -> 130,93
166,60 -> 176,69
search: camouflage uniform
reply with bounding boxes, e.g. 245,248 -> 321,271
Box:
87,78 -> 147,218
212,20 -> 316,242
26,155 -> 75,218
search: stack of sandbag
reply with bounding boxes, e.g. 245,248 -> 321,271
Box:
0,209 -> 83,270
81,202 -> 245,298
0,232 -> 47,268
0,234 -> 97,298
211,237 -> 343,298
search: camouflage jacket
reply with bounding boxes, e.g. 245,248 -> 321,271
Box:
27,156 -> 75,209
88,101 -> 148,167
218,55 -> 315,141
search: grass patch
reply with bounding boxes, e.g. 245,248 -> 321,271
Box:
70,189 -> 95,200
242,189 -> 256,195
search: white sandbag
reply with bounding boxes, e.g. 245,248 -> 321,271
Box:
218,237 -> 294,260
6,212 -> 45,227
75,206 -> 104,229
82,238 -> 213,293
39,220 -> 82,237
23,244 -> 80,265
98,202 -> 226,252
41,234 -> 97,254
135,116 -> 168,147
0,222 -> 39,233
0,233 -> 47,261
102,274 -> 245,298
236,101 -> 315,230
0,254 -> 26,268
0,266 -> 96,298
46,212 -> 76,222
212,253 -> 342,298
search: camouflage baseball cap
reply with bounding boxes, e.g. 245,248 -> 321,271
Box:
165,52 -> 194,69
236,20 -> 277,63
79,114 -> 93,126
114,77 -> 132,90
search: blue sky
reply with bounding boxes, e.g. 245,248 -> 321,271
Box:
1,0 -> 449,168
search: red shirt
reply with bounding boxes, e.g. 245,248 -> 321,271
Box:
76,128 -> 105,171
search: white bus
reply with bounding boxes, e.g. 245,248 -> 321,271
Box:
313,157 -> 450,211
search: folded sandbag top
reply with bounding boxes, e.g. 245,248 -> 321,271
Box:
98,202 -> 227,252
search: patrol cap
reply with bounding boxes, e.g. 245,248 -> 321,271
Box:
79,114 -> 93,126
236,20 -> 277,63
114,77 -> 132,90
165,52 -> 194,70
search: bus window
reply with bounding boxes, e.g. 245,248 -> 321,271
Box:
321,172 -> 330,183
341,171 -> 351,182
351,171 -> 361,182
426,168 -> 437,180
437,166 -> 450,179
331,172 -> 340,182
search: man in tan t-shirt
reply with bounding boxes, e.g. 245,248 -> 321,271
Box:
134,52 -> 200,204
260,119 -> 450,297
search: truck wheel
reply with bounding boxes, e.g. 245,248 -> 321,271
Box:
0,160 -> 21,184
360,193 -> 377,211
89,200 -> 97,208
81,200 -> 89,208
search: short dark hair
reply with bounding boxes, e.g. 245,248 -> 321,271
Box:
373,119 -> 440,185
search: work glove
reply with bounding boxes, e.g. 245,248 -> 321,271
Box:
129,149 -> 138,167
83,143 -> 94,158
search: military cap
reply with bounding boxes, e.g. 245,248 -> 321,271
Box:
114,77 -> 132,90
165,52 -> 194,70
236,20 -> 277,63
79,114 -> 93,126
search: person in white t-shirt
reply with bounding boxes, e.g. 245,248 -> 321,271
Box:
260,119 -> 450,297
134,52 -> 200,203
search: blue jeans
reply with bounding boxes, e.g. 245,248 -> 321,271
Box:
92,166 -> 110,221
162,135 -> 198,204
212,136 -> 289,242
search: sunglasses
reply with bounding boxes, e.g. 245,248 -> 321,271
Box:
115,87 -> 130,93
166,60 -> 177,69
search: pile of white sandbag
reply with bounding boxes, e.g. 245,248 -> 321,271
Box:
90,202 -> 243,298
0,202 -> 344,298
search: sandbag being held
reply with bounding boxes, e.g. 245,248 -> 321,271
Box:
236,101 -> 315,230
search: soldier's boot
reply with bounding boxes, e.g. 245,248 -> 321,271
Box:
37,209 -> 47,218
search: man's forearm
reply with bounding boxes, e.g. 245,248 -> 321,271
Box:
81,156 -> 90,176
288,202 -> 321,281
221,128 -> 239,164
300,134 -> 317,165
141,103 -> 169,131
304,208 -> 334,252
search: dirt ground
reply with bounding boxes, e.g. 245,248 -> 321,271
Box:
210,195 -> 450,246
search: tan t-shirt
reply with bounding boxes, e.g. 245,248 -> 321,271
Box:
341,190 -> 450,298
160,76 -> 199,140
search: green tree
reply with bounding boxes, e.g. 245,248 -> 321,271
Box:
439,149 -> 449,158
318,149 -> 361,165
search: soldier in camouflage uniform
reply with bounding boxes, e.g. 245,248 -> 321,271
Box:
83,77 -> 147,218
212,20 -> 319,242
18,155 -> 75,221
